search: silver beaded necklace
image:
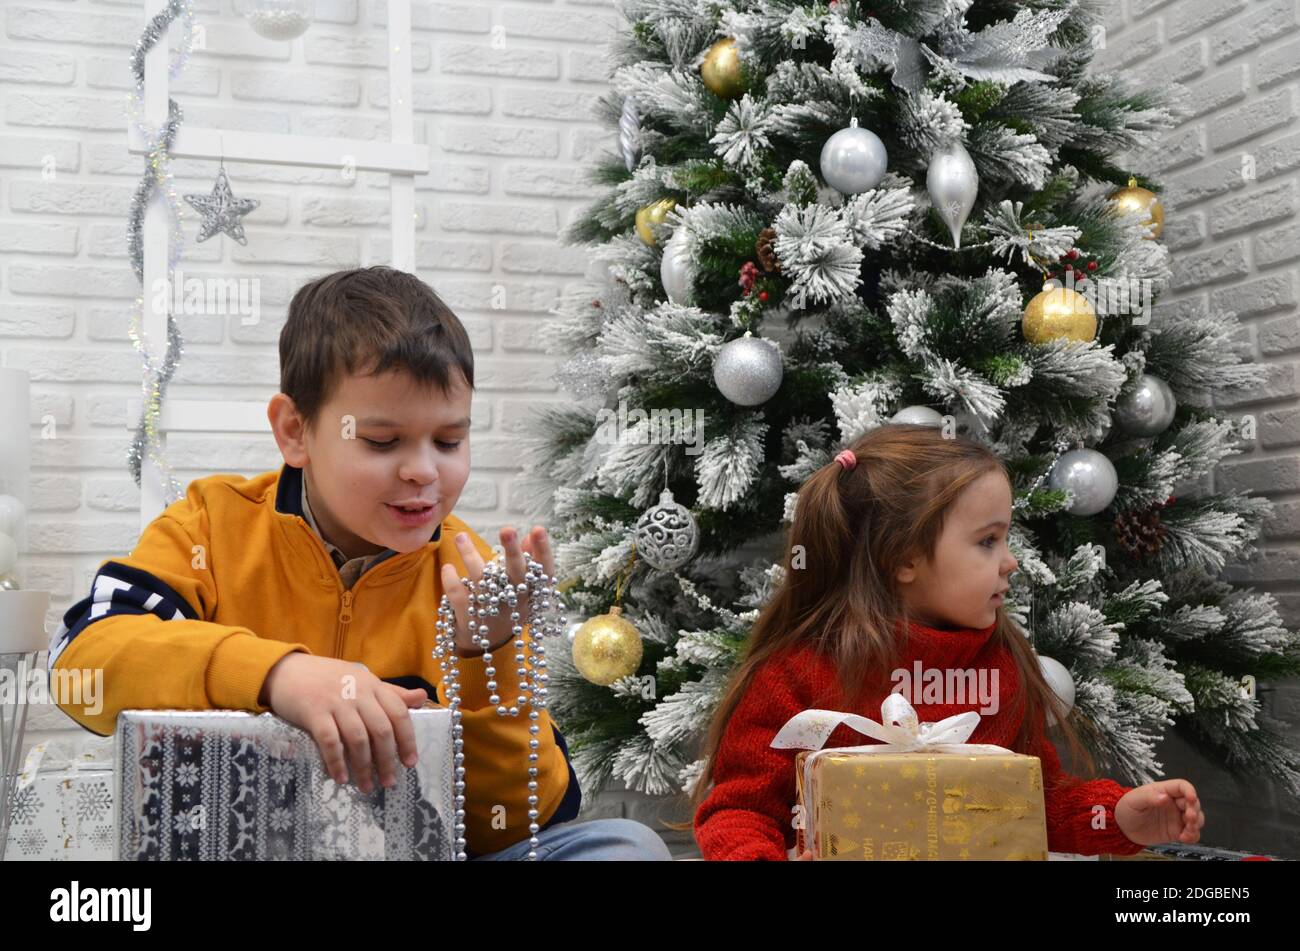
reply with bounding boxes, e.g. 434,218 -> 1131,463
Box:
434,554 -> 564,861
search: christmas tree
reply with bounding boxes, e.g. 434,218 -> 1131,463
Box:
518,0 -> 1300,802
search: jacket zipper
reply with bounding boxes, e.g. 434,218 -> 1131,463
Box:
335,589 -> 354,658
292,514 -> 414,658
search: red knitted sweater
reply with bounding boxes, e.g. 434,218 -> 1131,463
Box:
694,617 -> 1147,860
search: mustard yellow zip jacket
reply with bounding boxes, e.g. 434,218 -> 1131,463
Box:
49,462 -> 580,856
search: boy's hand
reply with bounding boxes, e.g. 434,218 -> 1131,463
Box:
440,525 -> 555,656
1115,779 -> 1205,847
260,653 -> 428,794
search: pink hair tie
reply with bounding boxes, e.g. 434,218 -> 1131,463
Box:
834,449 -> 857,471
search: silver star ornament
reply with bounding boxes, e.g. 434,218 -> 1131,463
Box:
184,166 -> 260,244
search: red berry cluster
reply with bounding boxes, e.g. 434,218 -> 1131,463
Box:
1056,247 -> 1100,284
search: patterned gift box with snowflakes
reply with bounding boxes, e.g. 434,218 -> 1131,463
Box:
5,769 -> 116,861
115,708 -> 456,861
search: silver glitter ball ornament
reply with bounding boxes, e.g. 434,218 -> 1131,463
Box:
1115,373 -> 1176,438
1048,448 -> 1118,516
713,333 -> 783,406
926,141 -> 979,249
634,488 -> 700,572
819,117 -> 888,195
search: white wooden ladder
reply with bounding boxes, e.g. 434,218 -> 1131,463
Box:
128,0 -> 428,529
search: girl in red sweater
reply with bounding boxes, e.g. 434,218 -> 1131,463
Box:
692,424 -> 1205,860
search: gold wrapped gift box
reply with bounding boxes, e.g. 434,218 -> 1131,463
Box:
795,748 -> 1049,861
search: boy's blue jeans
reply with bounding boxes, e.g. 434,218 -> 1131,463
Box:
472,818 -> 673,861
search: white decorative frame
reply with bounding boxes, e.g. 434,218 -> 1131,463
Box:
127,0 -> 428,529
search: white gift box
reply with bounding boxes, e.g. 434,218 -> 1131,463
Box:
5,767 -> 116,861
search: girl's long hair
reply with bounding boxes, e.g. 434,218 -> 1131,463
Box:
686,423 -> 1099,817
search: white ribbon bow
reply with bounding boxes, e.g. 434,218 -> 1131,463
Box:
771,693 -> 982,753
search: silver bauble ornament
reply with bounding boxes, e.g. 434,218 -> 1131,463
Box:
713,332 -> 783,406
634,487 -> 700,572
1115,373 -> 1176,438
890,405 -> 944,426
1048,448 -> 1118,516
1037,654 -> 1076,727
660,227 -> 694,305
819,117 -> 888,194
619,97 -> 641,173
926,141 -> 979,249
244,0 -> 314,42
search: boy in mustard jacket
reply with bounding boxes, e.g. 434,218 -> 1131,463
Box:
49,265 -> 670,861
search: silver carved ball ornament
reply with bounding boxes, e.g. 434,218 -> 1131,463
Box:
634,488 -> 700,572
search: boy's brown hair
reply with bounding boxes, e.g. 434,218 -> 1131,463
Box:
279,265 -> 475,430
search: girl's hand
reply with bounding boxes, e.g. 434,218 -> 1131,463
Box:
1115,779 -> 1205,847
796,849 -> 813,861
440,525 -> 555,655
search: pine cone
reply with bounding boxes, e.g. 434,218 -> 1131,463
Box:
756,227 -> 781,273
1113,505 -> 1168,559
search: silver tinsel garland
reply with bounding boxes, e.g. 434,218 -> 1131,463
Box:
124,0 -> 194,503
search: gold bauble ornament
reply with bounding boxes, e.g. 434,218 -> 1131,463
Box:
700,37 -> 746,99
635,198 -> 677,245
571,605 -> 643,686
1022,283 -> 1098,344
1108,176 -> 1164,240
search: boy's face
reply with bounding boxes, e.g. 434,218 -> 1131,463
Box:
271,368 -> 473,559
895,469 -> 1018,631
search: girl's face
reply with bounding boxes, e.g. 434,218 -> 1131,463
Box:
895,469 -> 1018,631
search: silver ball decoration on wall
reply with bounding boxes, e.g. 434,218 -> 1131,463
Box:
713,332 -> 783,406
634,487 -> 700,572
1048,448 -> 1119,516
1115,373 -> 1176,438
819,117 -> 889,195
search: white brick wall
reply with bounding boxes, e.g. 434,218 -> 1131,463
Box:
1,0 -> 618,763
1097,0 -> 1300,853
5,0 -> 1298,854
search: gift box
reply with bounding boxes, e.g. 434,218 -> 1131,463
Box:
5,769 -> 116,861
115,709 -> 455,861
775,697 -> 1048,861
